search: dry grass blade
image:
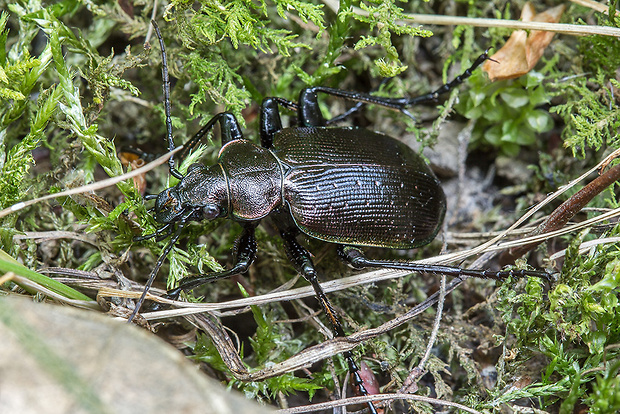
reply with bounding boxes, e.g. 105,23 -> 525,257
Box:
277,392 -> 483,414
503,162 -> 620,262
322,0 -> 620,37
429,148 -> 620,265
570,0 -> 619,15
13,231 -> 96,246
550,236 -> 620,260
401,14 -> 620,37
3,274 -> 100,310
176,279 -> 462,382
0,147 -> 182,219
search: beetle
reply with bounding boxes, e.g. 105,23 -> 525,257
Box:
130,22 -> 548,413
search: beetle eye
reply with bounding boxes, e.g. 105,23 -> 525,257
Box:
202,204 -> 220,220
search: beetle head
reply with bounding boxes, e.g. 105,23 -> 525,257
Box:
152,164 -> 229,225
152,186 -> 185,224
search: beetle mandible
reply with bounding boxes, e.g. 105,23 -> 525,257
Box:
130,22 -> 548,413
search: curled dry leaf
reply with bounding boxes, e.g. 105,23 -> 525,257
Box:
119,149 -> 148,195
483,2 -> 566,81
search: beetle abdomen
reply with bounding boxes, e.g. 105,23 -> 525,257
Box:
275,127 -> 446,249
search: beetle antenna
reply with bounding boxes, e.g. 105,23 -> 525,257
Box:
134,222 -> 174,242
128,220 -> 186,323
151,20 -> 184,180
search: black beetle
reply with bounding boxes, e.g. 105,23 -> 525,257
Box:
130,22 -> 547,413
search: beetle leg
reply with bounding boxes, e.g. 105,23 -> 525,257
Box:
164,223 -> 258,301
280,231 -> 379,414
133,222 -> 174,242
174,112 -> 244,166
325,78 -> 392,126
338,245 -> 550,282
403,51 -> 491,107
259,97 -> 298,148
298,51 -> 489,127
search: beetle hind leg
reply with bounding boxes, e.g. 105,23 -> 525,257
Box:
338,245 -> 550,282
280,231 -> 379,414
297,51 -> 490,127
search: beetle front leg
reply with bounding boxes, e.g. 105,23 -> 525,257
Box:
175,112 -> 244,167
337,245 -> 550,282
164,223 -> 258,301
280,231 -> 379,414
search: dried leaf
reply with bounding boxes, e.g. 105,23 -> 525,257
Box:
483,2 -> 566,81
119,149 -> 148,195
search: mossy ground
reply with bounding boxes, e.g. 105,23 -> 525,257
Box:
1,0 -> 619,412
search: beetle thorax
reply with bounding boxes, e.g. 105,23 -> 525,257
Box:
218,140 -> 284,221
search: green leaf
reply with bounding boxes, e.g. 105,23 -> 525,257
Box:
526,109 -> 554,132
589,259 -> 620,291
0,251 -> 92,302
500,88 -> 529,108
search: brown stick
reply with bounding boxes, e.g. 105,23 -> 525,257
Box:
501,163 -> 620,264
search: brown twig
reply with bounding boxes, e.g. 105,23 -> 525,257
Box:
501,163 -> 620,264
276,392 -> 483,414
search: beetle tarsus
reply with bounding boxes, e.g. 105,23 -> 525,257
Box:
146,288 -> 182,312
133,222 -> 174,242
401,50 -> 490,107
